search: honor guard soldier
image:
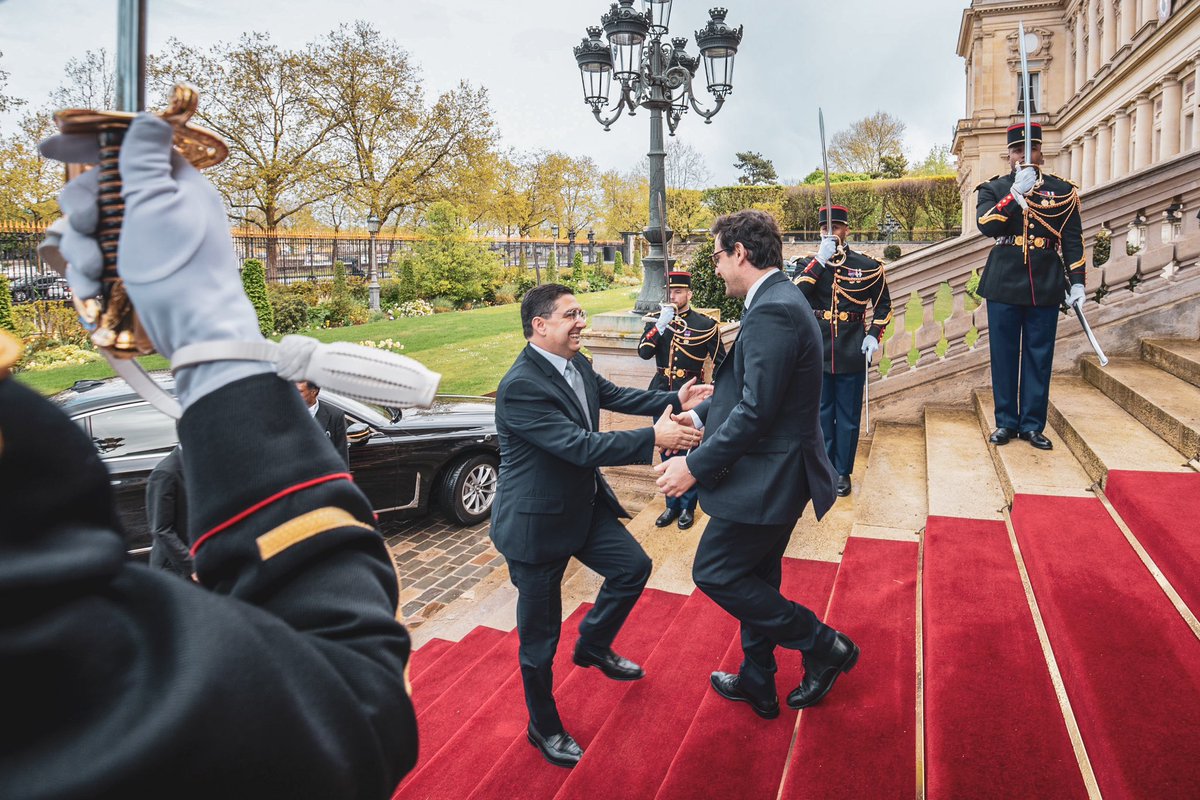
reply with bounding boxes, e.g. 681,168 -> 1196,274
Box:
638,270 -> 725,529
794,206 -> 892,497
976,122 -> 1085,450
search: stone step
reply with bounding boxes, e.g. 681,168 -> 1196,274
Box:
1047,376 -> 1194,486
852,422 -> 927,538
923,406 -> 1006,521
1141,338 -> 1200,390
973,390 -> 1094,502
1081,356 -> 1200,462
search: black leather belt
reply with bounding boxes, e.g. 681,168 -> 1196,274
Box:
662,367 -> 701,379
815,309 -> 864,322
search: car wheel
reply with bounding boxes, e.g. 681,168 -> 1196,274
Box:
438,453 -> 499,526
13,289 -> 28,303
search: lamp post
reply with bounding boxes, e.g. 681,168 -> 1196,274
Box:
574,1 -> 742,313
551,223 -> 560,272
568,227 -> 577,269
366,212 -> 382,311
587,228 -> 596,263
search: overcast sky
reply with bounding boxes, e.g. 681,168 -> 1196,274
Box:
1,0 -> 968,185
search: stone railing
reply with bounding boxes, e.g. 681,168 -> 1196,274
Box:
864,148 -> 1200,423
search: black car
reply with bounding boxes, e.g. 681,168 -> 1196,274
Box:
54,376 -> 500,556
11,274 -> 72,303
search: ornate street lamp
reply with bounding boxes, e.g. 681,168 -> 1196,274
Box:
568,227 -> 578,269
366,212 -> 382,311
551,223 -> 560,270
574,2 -> 742,312
588,228 -> 597,263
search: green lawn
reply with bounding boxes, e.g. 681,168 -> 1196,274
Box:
18,287 -> 643,397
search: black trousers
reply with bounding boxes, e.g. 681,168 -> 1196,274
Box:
692,514 -> 834,701
987,300 -> 1059,433
506,502 -> 652,735
819,370 -> 867,477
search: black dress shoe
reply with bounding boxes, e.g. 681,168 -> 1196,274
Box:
677,508 -> 695,530
836,475 -> 852,497
527,723 -> 583,768
572,644 -> 645,681
988,427 -> 1016,445
1019,430 -> 1053,450
787,631 -> 860,710
655,508 -> 680,527
709,671 -> 780,719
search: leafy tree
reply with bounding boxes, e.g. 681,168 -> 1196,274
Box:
802,170 -> 871,184
240,259 -> 275,336
395,201 -> 502,306
571,251 -> 586,284
0,274 -> 15,333
689,236 -> 742,323
598,168 -> 647,238
0,111 -> 61,223
879,154 -> 909,179
668,188 -> 713,234
325,260 -> 356,326
491,149 -> 563,239
734,151 -> 778,185
924,176 -> 963,230
879,179 -> 927,239
912,144 -> 956,177
550,153 -> 599,236
829,111 -> 907,177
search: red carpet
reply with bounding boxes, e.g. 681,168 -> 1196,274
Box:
923,516 -> 1087,799
409,626 -> 506,711
1011,493 -> 1200,799
781,537 -> 918,800
553,590 -> 740,800
409,638 -> 451,681
1105,470 -> 1200,617
655,558 -> 839,800
396,592 -> 683,800
464,588 -> 688,800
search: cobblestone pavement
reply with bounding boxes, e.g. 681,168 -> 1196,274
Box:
381,512 -> 504,629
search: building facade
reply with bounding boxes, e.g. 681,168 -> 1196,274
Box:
953,0 -> 1200,228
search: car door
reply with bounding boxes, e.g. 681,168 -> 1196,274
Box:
340,410 -> 412,512
76,401 -> 178,553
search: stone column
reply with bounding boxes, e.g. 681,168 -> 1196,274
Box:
1075,14 -> 1088,91
1193,58 -> 1200,150
1134,92 -> 1153,170
1119,0 -> 1136,44
1081,132 -> 1097,188
1087,1 -> 1101,79
1113,107 -> 1131,176
1064,16 -> 1077,99
1095,121 -> 1113,184
1102,0 -> 1117,62
1139,0 -> 1156,30
1071,141 -> 1085,184
1161,74 -> 1182,159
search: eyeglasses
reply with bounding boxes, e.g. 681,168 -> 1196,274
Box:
561,309 -> 588,321
710,247 -> 733,267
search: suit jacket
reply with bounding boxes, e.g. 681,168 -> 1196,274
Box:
491,345 -> 681,564
314,400 -> 349,466
687,271 -> 837,525
146,446 -> 192,576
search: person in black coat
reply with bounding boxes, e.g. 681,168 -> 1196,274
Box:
2,113 -> 421,799
145,444 -> 193,576
297,379 -> 349,466
976,122 -> 1085,450
490,283 -> 710,768
657,210 -> 854,721
794,205 -> 893,496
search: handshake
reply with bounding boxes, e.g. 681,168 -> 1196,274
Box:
651,376 -> 711,451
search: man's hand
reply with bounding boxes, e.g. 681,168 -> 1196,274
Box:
655,455 -> 697,498
1067,283 -> 1086,310
861,334 -> 879,361
655,303 -> 676,333
676,377 -> 714,411
1011,166 -> 1037,197
654,406 -> 702,451
670,412 -> 697,428
815,235 -> 840,265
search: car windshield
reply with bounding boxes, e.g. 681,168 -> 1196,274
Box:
324,392 -> 395,426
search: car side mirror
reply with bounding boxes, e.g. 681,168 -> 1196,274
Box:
347,422 -> 373,446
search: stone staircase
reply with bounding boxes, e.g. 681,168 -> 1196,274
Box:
399,336 -> 1200,800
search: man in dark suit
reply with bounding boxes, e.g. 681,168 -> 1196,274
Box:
145,445 -> 193,577
491,283 -> 711,768
297,380 -> 349,466
657,209 -> 856,720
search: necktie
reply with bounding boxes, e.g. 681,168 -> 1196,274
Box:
563,362 -> 591,429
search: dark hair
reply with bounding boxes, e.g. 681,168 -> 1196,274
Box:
521,283 -> 574,338
711,210 -> 782,270
299,380 -> 320,393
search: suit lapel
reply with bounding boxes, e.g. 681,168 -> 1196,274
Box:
525,345 -> 591,429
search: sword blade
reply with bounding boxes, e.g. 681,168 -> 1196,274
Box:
115,0 -> 147,112
819,108 -> 834,229
864,353 -> 870,431
1074,304 -> 1109,366
1018,21 -> 1032,165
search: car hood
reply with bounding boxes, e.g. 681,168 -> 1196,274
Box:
395,396 -> 496,432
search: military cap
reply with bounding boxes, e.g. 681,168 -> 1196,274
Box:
819,205 -> 850,227
1007,121 -> 1043,148
667,271 -> 692,289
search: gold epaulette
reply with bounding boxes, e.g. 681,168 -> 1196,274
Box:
1042,170 -> 1079,189
975,174 -> 1001,191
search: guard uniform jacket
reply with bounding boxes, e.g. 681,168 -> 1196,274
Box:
637,307 -> 726,390
794,247 -> 893,374
0,373 -> 419,800
975,169 -> 1085,307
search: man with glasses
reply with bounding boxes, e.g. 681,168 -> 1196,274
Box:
657,210 -> 853,721
491,283 -> 712,768
793,205 -> 893,497
638,270 -> 726,530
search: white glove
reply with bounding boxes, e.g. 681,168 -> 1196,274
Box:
1067,283 -> 1086,309
655,303 -> 676,333
1011,166 -> 1037,197
815,235 -> 840,265
41,114 -> 270,408
861,334 -> 879,361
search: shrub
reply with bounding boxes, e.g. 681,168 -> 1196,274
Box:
17,342 -> 102,372
271,295 -> 309,334
1093,228 -> 1112,266
0,274 -> 15,333
571,252 -> 586,283
391,299 -> 434,318
13,301 -> 92,346
430,295 -> 456,313
393,202 -> 503,307
689,235 -> 743,322
883,244 -> 902,261
612,251 -> 624,276
241,259 -> 274,337
324,261 -> 357,327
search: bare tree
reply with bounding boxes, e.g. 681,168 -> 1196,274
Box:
638,138 -> 712,190
49,48 -> 115,110
0,50 -> 26,116
829,111 -> 907,177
